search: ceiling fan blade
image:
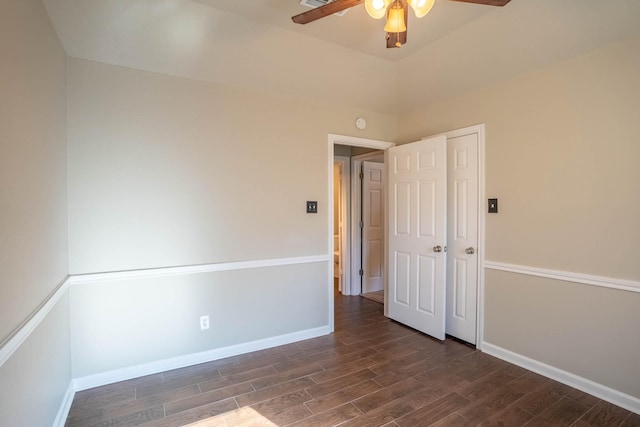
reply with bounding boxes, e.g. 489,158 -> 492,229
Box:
448,0 -> 510,6
292,0 -> 364,24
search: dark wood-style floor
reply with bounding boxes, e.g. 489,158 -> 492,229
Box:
66,291 -> 639,427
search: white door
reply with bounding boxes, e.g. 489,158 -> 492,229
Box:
446,133 -> 479,344
362,161 -> 384,293
387,136 -> 447,340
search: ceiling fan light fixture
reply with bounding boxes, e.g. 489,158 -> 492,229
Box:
365,0 -> 390,19
383,2 -> 406,33
407,0 -> 435,18
291,0 -> 512,49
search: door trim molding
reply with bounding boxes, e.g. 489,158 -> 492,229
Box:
333,156 -> 351,294
329,134 -> 395,150
484,261 -> 640,293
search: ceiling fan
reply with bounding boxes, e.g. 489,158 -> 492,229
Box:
292,0 -> 511,48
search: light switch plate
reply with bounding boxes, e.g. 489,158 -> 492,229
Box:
306,201 -> 318,214
488,198 -> 498,213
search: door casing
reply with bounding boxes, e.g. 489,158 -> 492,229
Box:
333,156 -> 350,293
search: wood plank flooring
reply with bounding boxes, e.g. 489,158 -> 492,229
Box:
65,292 -> 639,426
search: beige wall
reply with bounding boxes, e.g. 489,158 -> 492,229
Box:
67,58 -> 397,376
0,0 -> 68,342
485,270 -> 640,398
68,59 -> 397,274
0,0 -> 70,425
0,294 -> 71,426
399,37 -> 640,398
70,263 -> 328,377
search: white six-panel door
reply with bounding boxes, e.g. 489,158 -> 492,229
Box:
387,136 -> 448,340
362,161 -> 385,293
446,133 -> 479,344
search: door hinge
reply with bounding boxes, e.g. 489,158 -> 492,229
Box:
359,220 -> 364,228
359,269 -> 364,276
359,172 -> 364,180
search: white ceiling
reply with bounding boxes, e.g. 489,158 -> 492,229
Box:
42,0 -> 640,114
192,0 -> 496,61
41,0 -> 502,62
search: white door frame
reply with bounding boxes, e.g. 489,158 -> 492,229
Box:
328,135 -> 394,331
333,156 -> 350,293
350,151 -> 384,296
425,124 -> 486,348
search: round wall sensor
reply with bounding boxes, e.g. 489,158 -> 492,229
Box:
355,117 -> 367,130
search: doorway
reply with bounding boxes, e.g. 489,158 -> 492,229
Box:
328,135 -> 394,304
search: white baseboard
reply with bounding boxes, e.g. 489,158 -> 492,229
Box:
72,325 -> 331,392
53,382 -> 76,427
482,342 -> 640,415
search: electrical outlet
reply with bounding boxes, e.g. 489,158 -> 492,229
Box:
200,315 -> 210,330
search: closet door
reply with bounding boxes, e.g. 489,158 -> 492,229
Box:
446,132 -> 479,344
387,136 -> 447,340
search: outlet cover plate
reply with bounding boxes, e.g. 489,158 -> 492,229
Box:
200,315 -> 210,330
